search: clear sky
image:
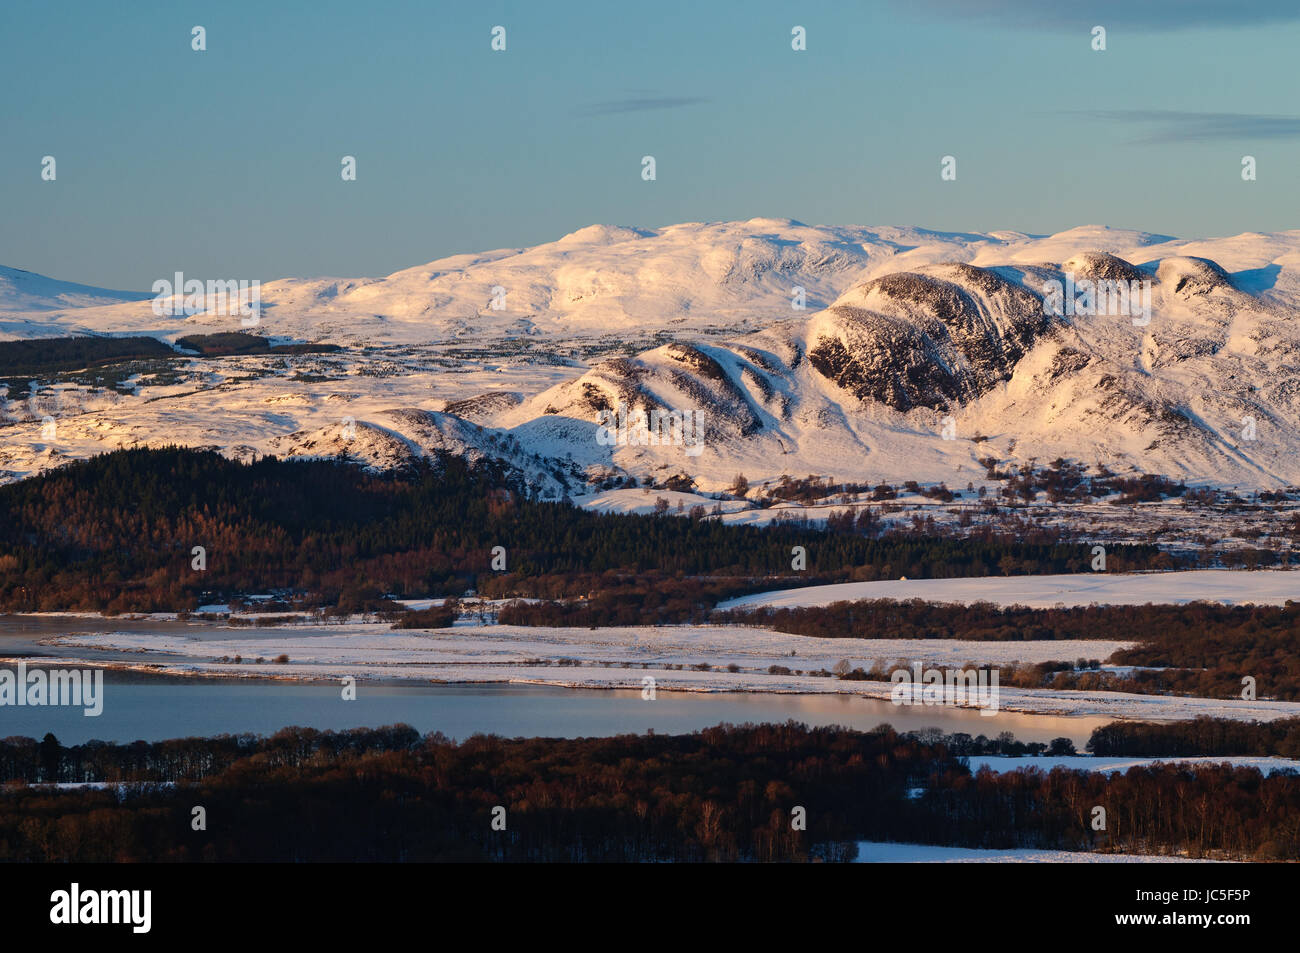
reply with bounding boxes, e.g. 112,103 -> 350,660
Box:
3,0 -> 1298,289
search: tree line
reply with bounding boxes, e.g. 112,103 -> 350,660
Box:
719,598 -> 1300,702
0,446 -> 1169,615
0,722 -> 1295,862
1087,716 -> 1300,758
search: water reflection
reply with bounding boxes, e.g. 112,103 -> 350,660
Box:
0,669 -> 1110,746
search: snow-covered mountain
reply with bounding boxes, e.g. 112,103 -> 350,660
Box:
5,221 -> 1300,491
5,219 -> 910,343
17,219 -> 1297,346
0,265 -> 153,338
485,244 -> 1300,489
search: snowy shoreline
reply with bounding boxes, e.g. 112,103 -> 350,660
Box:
11,617 -> 1300,724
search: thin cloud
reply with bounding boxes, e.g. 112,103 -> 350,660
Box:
900,0 -> 1300,30
1074,110 -> 1300,144
574,95 -> 709,117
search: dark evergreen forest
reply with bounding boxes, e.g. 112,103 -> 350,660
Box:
0,446 -> 1168,614
0,722 -> 1294,862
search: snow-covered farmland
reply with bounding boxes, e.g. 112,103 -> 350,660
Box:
852,842 -> 1222,863
720,569 -> 1300,611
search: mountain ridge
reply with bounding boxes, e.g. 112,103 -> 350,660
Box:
4,221 -> 1300,491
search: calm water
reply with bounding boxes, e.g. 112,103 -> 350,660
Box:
0,616 -> 1110,746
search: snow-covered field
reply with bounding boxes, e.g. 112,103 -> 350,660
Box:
968,755 -> 1298,777
30,620 -> 1300,723
721,569 -> 1300,611
852,842 -> 1222,863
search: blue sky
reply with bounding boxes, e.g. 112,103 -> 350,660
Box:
3,0 -> 1298,289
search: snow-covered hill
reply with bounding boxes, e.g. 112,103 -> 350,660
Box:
5,221 -> 1300,491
